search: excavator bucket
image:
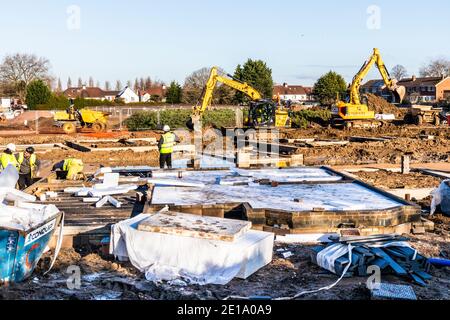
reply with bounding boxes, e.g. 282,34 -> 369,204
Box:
186,114 -> 202,131
393,85 -> 406,103
186,117 -> 194,130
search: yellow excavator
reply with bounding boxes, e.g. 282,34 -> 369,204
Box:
187,67 -> 291,131
333,48 -> 406,128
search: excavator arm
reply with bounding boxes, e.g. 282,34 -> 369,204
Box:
349,48 -> 405,105
188,66 -> 290,130
192,67 -> 262,116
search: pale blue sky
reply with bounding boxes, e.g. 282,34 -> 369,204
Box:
1,0 -> 449,87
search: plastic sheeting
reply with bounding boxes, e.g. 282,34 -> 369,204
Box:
0,164 -> 59,231
431,180 -> 450,216
110,213 -> 274,285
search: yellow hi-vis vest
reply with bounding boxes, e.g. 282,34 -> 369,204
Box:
63,158 -> 84,180
63,158 -> 83,171
17,153 -> 37,177
0,153 -> 19,170
160,132 -> 175,154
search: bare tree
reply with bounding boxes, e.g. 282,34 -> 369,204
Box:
56,78 -> 63,92
145,77 -> 152,90
0,53 -> 52,99
182,67 -> 233,104
127,80 -> 132,88
419,58 -> 450,77
77,77 -> 83,87
182,67 -> 211,104
115,80 -> 122,91
134,78 -> 139,91
391,65 -> 408,80
88,76 -> 94,87
104,81 -> 111,91
67,77 -> 72,88
96,80 -> 100,87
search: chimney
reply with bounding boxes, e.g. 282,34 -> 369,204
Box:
412,75 -> 417,82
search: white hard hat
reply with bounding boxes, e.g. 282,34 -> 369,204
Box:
163,125 -> 170,132
6,143 -> 16,152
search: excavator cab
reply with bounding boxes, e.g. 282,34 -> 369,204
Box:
246,100 -> 291,128
186,66 -> 292,131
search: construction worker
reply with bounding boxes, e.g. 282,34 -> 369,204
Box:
0,143 -> 19,171
52,158 -> 84,180
158,125 -> 179,169
17,147 -> 41,190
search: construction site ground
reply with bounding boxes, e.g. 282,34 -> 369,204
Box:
0,230 -> 449,300
0,121 -> 449,300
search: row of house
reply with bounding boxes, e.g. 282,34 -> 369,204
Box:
273,83 -> 315,103
62,83 -> 317,105
361,75 -> 450,104
62,75 -> 450,106
63,85 -> 167,104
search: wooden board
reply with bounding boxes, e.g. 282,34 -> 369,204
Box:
137,210 -> 252,242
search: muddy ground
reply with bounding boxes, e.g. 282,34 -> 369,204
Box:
0,124 -> 449,300
353,171 -> 442,189
296,135 -> 450,166
1,227 -> 449,301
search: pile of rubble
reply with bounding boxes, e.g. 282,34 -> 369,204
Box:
365,93 -> 403,117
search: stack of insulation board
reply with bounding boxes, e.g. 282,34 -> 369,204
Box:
310,234 -> 431,286
110,209 -> 274,285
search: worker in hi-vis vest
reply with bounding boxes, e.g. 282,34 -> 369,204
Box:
17,146 -> 41,190
52,158 -> 84,180
0,143 -> 19,171
158,125 -> 180,169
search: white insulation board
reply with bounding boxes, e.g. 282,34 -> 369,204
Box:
152,183 -> 402,212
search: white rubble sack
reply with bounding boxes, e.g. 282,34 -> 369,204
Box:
431,180 -> 450,215
0,166 -> 59,231
0,202 -> 60,231
110,214 -> 274,285
0,164 -> 20,189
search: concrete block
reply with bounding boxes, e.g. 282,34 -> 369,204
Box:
237,152 -> 251,168
412,226 -> 426,234
290,154 -> 304,167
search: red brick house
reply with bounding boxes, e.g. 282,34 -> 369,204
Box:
139,85 -> 167,102
361,75 -> 450,103
63,86 -> 120,101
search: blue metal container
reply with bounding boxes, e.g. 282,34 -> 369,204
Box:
0,212 -> 63,284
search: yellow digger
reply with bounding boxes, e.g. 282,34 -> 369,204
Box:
187,67 -> 291,131
54,106 -> 110,134
333,48 -> 406,128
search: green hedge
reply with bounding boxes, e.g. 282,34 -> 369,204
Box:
290,109 -> 332,128
125,109 -> 236,131
36,94 -> 70,110
74,98 -> 116,108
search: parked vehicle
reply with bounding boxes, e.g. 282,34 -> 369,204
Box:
403,105 -> 443,126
